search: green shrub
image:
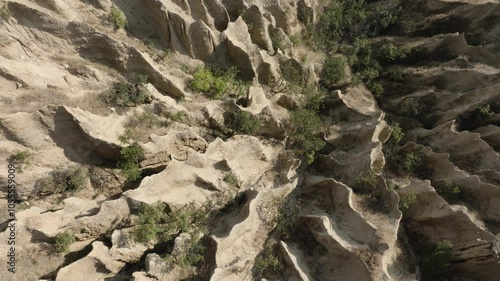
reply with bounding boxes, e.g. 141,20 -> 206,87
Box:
8,150 -> 33,171
387,68 -> 404,82
378,43 -> 410,64
421,240 -> 453,280
110,5 -> 127,29
354,170 -> 378,193
399,191 -> 416,211
474,104 -> 495,120
271,33 -> 291,51
281,60 -> 303,84
35,166 -> 88,197
167,111 -> 186,122
398,97 -> 422,117
227,110 -> 261,135
434,180 -> 463,203
175,234 -> 205,268
341,39 -> 381,85
297,3 -> 313,25
223,173 -> 239,187
55,231 -> 75,253
315,0 -> 368,48
302,85 -> 325,112
189,67 -> 245,98
0,5 -> 11,20
289,109 -> 325,164
255,252 -> 283,277
118,143 -> 144,181
390,123 -> 404,143
368,82 -> 384,98
320,56 -> 346,86
133,201 -> 212,243
376,6 -> 400,29
400,19 -> 416,34
401,151 -> 421,173
103,76 -> 148,107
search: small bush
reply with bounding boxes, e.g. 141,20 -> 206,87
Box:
103,76 -> 149,107
8,150 -> 33,171
133,201 -> 212,243
474,104 -> 495,120
354,170 -> 378,193
378,43 -> 410,64
189,67 -> 245,98
110,5 -> 127,29
118,143 -> 145,182
387,68 -> 405,82
281,60 -> 303,85
398,97 -> 422,117
421,240 -> 453,280
399,191 -> 416,211
34,166 -> 88,197
401,151 -> 421,173
320,56 -> 346,86
255,252 -> 283,277
434,180 -> 463,203
175,234 -> 205,268
297,3 -> 313,25
315,0 -> 368,48
400,20 -> 416,34
0,5 -> 11,20
368,82 -> 384,98
390,123 -> 404,143
223,173 -> 239,187
227,110 -> 261,135
55,232 -> 75,253
289,109 -> 325,164
167,111 -> 186,122
376,6 -> 400,30
302,85 -> 325,112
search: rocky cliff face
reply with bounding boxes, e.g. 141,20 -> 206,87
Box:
0,0 -> 499,280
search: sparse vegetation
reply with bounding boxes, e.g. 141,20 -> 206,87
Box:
103,75 -> 149,107
55,231 -> 75,253
226,109 -> 261,135
110,5 -> 127,29
399,191 -> 416,211
118,143 -> 145,182
8,150 -> 33,171
288,108 -> 326,164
